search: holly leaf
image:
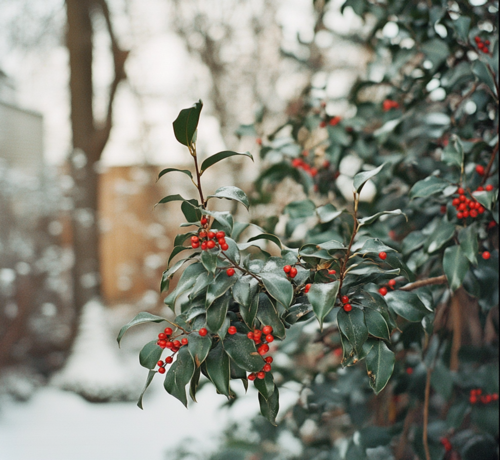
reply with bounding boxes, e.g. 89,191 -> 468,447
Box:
364,308 -> 390,341
139,341 -> 163,369
207,292 -> 231,333
337,308 -> 369,354
223,333 -> 264,372
409,176 -> 449,199
353,163 -> 386,193
173,100 -> 203,147
205,342 -> 231,396
459,223 -> 479,265
158,168 -> 193,180
208,186 -> 250,210
307,281 -> 340,329
200,151 -> 254,175
256,294 -> 286,340
443,245 -> 470,291
137,370 -> 156,410
260,272 -> 294,309
164,346 -> 195,407
259,385 -> 279,425
365,340 -> 395,394
117,312 -> 166,346
254,372 -> 275,400
384,290 -> 430,322
187,333 -> 212,367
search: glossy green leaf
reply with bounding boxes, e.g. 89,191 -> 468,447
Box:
205,271 -> 238,308
443,245 -> 470,291
473,190 -> 497,211
254,372 -> 275,400
284,199 -> 316,218
260,272 -> 294,309
247,233 -> 283,250
459,223 -> 479,265
358,238 -> 396,255
223,333 -> 264,372
181,199 -> 201,223
164,346 -> 195,407
358,209 -> 405,227
139,341 -> 163,369
452,16 -> 471,42
208,186 -> 250,210
137,370 -> 156,410
158,167 -> 193,180
317,240 -> 347,251
157,194 -> 187,205
353,163 -> 385,193
207,292 -> 231,333
205,342 -> 230,396
239,292 -> 259,328
424,221 -> 455,253
189,366 -> 201,402
307,281 -> 340,329
172,100 -> 203,147
384,253 -> 415,282
365,340 -> 395,394
117,312 -> 166,346
384,290 -> 430,322
364,308 -> 390,341
200,150 -> 254,175
256,294 -> 286,340
232,276 -> 259,308
337,308 -> 369,354
259,385 -> 279,425
202,210 -> 234,235
187,333 -> 212,367
409,176 -> 449,199
316,203 -> 343,223
201,250 -> 218,274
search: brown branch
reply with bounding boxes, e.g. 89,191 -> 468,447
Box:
399,275 -> 447,291
480,142 -> 498,186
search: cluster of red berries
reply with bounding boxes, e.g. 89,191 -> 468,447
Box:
382,99 -> 400,111
469,388 -> 499,404
451,187 -> 486,220
319,115 -> 342,128
440,437 -> 453,452
340,295 -> 353,312
283,265 -> 298,278
474,36 -> 490,53
191,228 -> 229,251
291,158 -> 318,177
156,327 -> 188,373
247,326 -> 275,380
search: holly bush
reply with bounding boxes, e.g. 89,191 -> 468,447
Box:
119,1 -> 498,459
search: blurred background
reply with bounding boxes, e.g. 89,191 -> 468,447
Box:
0,0 -> 370,458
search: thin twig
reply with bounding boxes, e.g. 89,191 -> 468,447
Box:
480,142 -> 498,186
423,367 -> 432,460
221,251 -> 262,283
399,275 -> 447,291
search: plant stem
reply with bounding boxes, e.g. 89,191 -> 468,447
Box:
399,275 -> 447,291
164,318 -> 189,334
423,366 -> 432,460
221,251 -> 262,283
339,193 -> 359,294
190,144 -> 206,208
480,141 -> 498,186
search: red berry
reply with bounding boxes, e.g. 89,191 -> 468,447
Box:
258,344 -> 269,355
173,340 -> 181,348
262,326 -> 273,335
283,265 -> 291,274
207,231 -> 215,239
341,295 -> 349,304
218,238 -> 226,245
191,242 -> 200,249
463,210 -> 470,218
328,269 -> 336,275
166,341 -> 173,349
292,158 -> 302,168
157,360 -> 164,367
478,206 -> 485,214
199,328 -> 208,337
458,187 -> 465,195
452,198 -> 460,206
379,287 -> 388,296
475,36 -> 481,43
289,267 -> 298,278
165,356 -> 173,364
305,283 -> 312,293
263,364 -> 272,372
221,243 -> 229,251
201,242 -> 208,250
406,367 -> 413,375
201,217 -> 208,225
191,236 -> 199,244
164,327 -> 172,335
482,251 -> 491,260
207,240 -> 216,249
470,395 -> 477,404
254,329 -> 262,337
265,334 -> 274,343
492,393 -> 498,401
458,202 -> 466,211
228,326 -> 237,335
476,165 -> 485,175
457,212 -> 464,219
379,251 -> 387,260
158,332 -> 166,340
485,395 -> 492,403
226,268 -> 235,277
485,40 -> 490,45
248,373 -> 256,381
158,367 -> 166,374
470,210 -> 478,218
482,47 -> 489,53
199,231 -> 207,238
329,116 -> 342,126
301,149 -> 309,157
257,371 -> 266,379
486,184 -> 494,192
265,356 -> 273,363
181,338 -> 188,345
158,340 -> 167,348
216,231 -> 225,239
343,303 -> 352,312
247,332 -> 254,340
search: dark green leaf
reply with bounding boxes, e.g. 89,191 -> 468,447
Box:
189,366 -> 201,402
365,340 -> 395,394
424,221 -> 455,253
232,276 -> 259,308
317,240 -> 347,251
181,199 -> 201,223
201,250 -> 218,274
473,190 -> 497,211
260,272 -> 294,309
284,199 -> 316,218
208,186 -> 250,210
247,233 -> 283,250
337,307 -> 369,354
205,342 -> 231,396
358,209 -> 405,227
139,341 -> 163,369
446,399 -> 470,429
172,100 -> 203,146
137,370 -> 156,410
452,16 -> 471,42
207,292 -> 231,333
307,281 -> 340,329
410,176 -> 449,199
239,292 -> 259,328
384,290 -> 430,322
157,194 -> 187,205
443,245 -> 469,291
117,312 -> 166,346
358,238 -> 396,255
316,203 -> 343,223
205,271 -> 238,308
158,168 -> 193,180
353,163 -> 385,193
254,372 -> 275,400
256,294 -> 286,340
459,223 -> 479,265
223,333 -> 264,372
200,151 -> 254,175
384,253 -> 416,282
364,308 -> 390,341
164,346 -> 195,407
259,385 -> 279,425
187,333 -> 212,367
